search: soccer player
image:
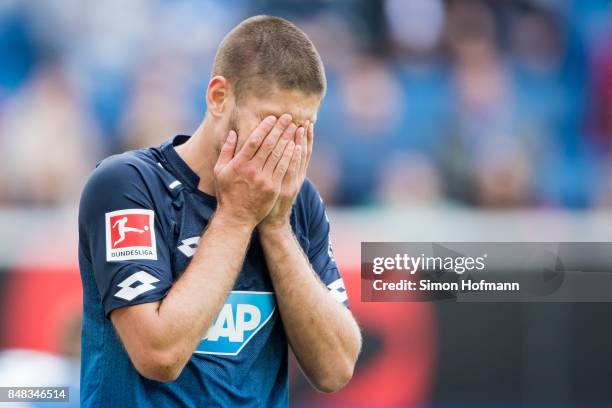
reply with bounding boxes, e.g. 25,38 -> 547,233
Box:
78,15 -> 362,407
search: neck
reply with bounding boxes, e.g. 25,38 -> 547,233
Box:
174,116 -> 221,197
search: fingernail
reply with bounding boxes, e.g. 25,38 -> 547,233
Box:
228,130 -> 237,142
265,116 -> 277,125
287,123 -> 297,133
280,114 -> 292,126
297,127 -> 305,139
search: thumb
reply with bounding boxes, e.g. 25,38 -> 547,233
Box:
216,130 -> 237,169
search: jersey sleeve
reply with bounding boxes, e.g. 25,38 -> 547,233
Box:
303,180 -> 349,307
79,156 -> 173,317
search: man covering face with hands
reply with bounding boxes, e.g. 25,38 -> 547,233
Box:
78,15 -> 361,408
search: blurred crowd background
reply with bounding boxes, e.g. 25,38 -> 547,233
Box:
1,0 -> 611,208
2,0 -> 612,407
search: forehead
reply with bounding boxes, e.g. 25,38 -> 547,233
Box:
242,87 -> 321,125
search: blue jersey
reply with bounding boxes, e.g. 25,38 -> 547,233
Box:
78,135 -> 348,408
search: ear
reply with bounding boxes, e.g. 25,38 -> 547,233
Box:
206,76 -> 233,118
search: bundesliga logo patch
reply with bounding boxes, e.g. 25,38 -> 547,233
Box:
105,209 -> 157,262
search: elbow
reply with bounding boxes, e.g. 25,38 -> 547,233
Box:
132,349 -> 185,383
139,366 -> 181,383
312,358 -> 356,394
312,331 -> 362,393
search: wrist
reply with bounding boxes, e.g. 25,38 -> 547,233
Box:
258,220 -> 293,239
212,207 -> 257,235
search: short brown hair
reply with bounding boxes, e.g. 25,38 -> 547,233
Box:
212,15 -> 326,100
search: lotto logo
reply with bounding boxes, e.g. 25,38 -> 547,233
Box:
195,291 -> 276,356
105,209 -> 157,262
114,271 -> 159,301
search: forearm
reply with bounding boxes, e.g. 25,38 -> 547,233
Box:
123,210 -> 253,378
259,225 -> 361,392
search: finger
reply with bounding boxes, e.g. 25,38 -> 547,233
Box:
216,130 -> 237,169
273,141 -> 295,183
294,125 -> 304,146
285,144 -> 302,185
252,113 -> 292,167
291,126 -> 304,176
296,125 -> 307,176
263,123 -> 295,175
235,115 -> 277,162
306,122 -> 314,165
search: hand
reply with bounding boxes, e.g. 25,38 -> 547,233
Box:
213,114 -> 296,228
259,121 -> 314,231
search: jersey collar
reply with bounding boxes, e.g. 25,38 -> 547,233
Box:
160,135 -> 217,206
